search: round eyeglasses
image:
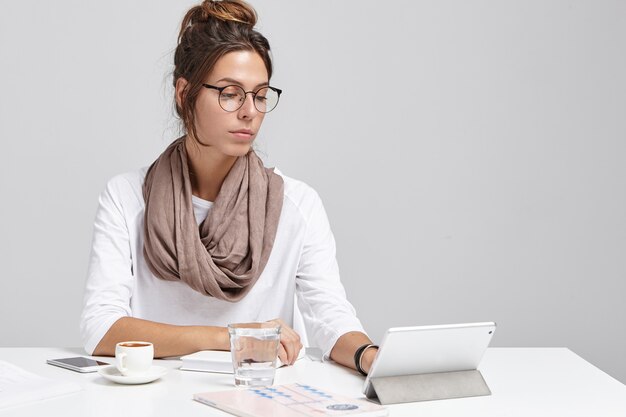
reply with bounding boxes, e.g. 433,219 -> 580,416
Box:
202,84 -> 282,113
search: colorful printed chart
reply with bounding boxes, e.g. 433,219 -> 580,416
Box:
194,383 -> 388,417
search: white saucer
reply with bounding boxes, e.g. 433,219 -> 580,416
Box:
98,365 -> 168,385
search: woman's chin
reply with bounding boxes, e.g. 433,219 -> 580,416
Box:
225,142 -> 254,157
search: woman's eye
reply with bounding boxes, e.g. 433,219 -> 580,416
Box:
222,93 -> 238,99
255,96 -> 267,102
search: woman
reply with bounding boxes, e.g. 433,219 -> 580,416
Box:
80,0 -> 378,376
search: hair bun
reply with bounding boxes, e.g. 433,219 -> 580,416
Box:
192,0 -> 257,27
178,0 -> 257,42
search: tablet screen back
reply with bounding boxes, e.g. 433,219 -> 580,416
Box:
365,322 -> 495,388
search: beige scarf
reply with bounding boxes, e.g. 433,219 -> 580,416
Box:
142,137 -> 284,302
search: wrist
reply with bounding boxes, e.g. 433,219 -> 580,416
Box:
215,326 -> 231,350
361,348 -> 378,374
218,327 -> 230,350
354,343 -> 379,376
193,326 -> 230,351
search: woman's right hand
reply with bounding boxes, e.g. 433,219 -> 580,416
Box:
266,318 -> 302,365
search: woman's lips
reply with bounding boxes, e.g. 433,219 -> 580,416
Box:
230,129 -> 254,140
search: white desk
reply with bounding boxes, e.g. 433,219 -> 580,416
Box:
0,348 -> 624,416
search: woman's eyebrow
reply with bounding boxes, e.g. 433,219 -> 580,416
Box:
215,77 -> 269,89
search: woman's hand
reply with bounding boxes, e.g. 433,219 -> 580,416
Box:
266,318 -> 302,365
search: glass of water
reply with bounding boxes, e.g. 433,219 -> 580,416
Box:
228,322 -> 281,387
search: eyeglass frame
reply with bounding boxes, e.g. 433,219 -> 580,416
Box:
201,83 -> 283,113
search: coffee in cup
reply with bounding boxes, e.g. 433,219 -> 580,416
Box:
115,341 -> 154,376
118,342 -> 151,348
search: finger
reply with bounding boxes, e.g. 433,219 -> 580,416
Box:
268,319 -> 302,364
277,327 -> 296,360
277,344 -> 288,365
280,329 -> 302,364
288,338 -> 303,364
284,339 -> 296,365
269,319 -> 290,363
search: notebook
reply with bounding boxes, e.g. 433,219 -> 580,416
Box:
180,348 -> 305,373
194,383 -> 388,417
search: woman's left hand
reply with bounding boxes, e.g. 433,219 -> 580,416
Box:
266,318 -> 302,365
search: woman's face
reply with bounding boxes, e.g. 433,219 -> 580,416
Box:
178,50 -> 269,158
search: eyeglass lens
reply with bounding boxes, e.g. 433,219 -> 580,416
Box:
219,86 -> 279,113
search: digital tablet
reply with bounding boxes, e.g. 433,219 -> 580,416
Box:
363,322 -> 496,399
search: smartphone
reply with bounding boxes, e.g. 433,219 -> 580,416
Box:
47,356 -> 111,373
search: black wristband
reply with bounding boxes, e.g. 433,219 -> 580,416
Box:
354,343 -> 379,376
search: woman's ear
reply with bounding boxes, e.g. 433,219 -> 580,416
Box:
175,77 -> 189,110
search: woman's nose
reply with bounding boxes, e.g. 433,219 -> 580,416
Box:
237,93 -> 259,119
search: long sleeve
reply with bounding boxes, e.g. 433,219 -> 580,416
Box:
79,169 -> 366,357
80,176 -> 135,354
294,189 -> 365,358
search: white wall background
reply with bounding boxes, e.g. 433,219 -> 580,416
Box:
1,1 -> 624,383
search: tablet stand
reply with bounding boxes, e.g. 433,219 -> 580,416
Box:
369,369 -> 491,405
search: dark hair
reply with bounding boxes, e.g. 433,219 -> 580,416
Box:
174,0 -> 272,143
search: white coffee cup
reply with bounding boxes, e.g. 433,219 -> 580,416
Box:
115,341 -> 154,376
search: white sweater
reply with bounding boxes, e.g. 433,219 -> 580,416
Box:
80,167 -> 365,356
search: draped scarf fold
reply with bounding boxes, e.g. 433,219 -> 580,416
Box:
142,137 -> 284,302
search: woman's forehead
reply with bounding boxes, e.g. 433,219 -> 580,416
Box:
208,50 -> 269,87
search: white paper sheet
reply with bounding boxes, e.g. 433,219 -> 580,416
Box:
0,360 -> 82,410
